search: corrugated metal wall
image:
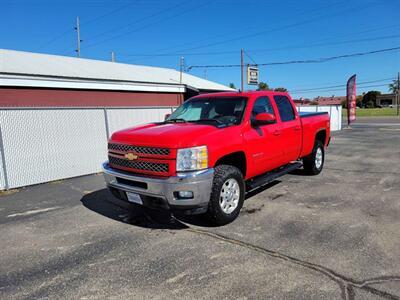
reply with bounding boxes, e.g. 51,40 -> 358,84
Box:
0,105 -> 341,190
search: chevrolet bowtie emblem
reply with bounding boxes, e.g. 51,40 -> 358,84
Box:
125,153 -> 138,161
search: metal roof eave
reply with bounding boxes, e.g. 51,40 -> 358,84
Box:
0,73 -> 186,93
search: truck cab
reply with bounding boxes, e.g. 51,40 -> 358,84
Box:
103,91 -> 330,224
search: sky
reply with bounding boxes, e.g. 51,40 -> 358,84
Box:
1,0 -> 399,99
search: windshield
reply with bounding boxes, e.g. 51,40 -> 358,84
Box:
167,96 -> 247,126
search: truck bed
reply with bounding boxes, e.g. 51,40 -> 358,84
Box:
298,111 -> 330,158
299,112 -> 329,118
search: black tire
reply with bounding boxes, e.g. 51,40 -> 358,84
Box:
303,140 -> 324,175
206,165 -> 245,225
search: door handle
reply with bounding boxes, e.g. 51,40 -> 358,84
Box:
293,126 -> 301,131
273,130 -> 281,136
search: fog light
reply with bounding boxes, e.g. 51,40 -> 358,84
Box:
176,191 -> 194,199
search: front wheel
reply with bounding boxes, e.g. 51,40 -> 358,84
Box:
303,140 -> 324,175
206,165 -> 245,225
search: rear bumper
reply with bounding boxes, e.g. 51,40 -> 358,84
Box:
102,162 -> 214,213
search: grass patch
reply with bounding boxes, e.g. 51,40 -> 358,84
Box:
0,189 -> 19,196
342,108 -> 398,118
50,179 -> 64,184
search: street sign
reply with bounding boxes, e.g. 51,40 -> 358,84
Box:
247,66 -> 259,85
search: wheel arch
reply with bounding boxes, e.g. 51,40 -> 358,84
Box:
315,129 -> 327,146
214,151 -> 247,178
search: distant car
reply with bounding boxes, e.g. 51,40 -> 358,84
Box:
376,105 -> 383,108
389,105 -> 394,108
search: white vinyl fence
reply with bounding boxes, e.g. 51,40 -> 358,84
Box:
0,107 -> 173,190
0,105 -> 341,190
296,105 -> 342,131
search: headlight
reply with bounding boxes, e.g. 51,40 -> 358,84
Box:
176,146 -> 208,171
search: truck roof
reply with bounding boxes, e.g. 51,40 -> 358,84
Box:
192,90 -> 290,99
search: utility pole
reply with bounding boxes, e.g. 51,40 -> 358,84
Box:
240,49 -> 244,92
111,51 -> 116,62
397,72 -> 399,116
75,16 -> 81,58
179,57 -> 185,84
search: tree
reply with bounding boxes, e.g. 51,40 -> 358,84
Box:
356,95 -> 363,107
257,82 -> 270,91
362,91 -> 381,108
388,79 -> 399,94
229,83 -> 236,89
274,87 -> 288,92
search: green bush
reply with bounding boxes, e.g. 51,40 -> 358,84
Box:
366,100 -> 375,108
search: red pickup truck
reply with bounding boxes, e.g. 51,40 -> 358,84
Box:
103,91 -> 330,224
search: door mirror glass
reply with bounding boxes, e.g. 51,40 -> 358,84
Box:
254,112 -> 276,125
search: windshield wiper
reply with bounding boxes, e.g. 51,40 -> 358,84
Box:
193,118 -> 224,124
165,118 -> 187,123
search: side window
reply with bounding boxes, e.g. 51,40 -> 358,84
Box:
251,96 -> 275,123
274,95 -> 295,122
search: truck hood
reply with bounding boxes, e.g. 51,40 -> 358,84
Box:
110,122 -> 222,148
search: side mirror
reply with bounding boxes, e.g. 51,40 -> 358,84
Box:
254,113 -> 276,126
164,113 -> 171,121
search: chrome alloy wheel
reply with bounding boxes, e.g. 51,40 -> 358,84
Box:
219,178 -> 240,214
315,147 -> 323,169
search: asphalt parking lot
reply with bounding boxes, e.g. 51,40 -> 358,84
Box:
1,118 -> 399,300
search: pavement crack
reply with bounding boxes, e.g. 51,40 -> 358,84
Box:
186,228 -> 400,300
325,167 -> 400,176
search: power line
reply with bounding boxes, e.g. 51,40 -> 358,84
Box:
187,46 -> 400,69
120,3 -> 395,64
247,35 -> 400,55
290,77 -> 396,93
81,1 -> 137,27
166,1 -> 380,55
244,50 -> 257,65
36,28 -> 73,51
82,0 -> 213,50
36,1 -> 137,51
117,34 -> 400,58
83,0 -> 192,43
292,83 -> 391,95
122,0 -> 350,61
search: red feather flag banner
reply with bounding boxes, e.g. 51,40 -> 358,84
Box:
347,74 -> 357,126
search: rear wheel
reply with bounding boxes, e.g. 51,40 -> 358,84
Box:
303,140 -> 324,175
206,165 -> 245,225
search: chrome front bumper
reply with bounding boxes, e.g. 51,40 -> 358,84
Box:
102,162 -> 214,211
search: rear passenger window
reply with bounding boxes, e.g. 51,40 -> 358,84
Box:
274,95 -> 295,122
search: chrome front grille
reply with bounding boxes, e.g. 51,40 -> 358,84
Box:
108,143 -> 170,156
109,156 -> 169,173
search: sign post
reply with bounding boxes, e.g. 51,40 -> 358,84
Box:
346,74 -> 357,126
247,65 -> 259,85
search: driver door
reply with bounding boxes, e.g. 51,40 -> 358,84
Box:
243,96 -> 284,177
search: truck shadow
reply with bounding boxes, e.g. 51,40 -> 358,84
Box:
81,189 -> 188,229
81,181 -> 281,229
288,168 -> 314,176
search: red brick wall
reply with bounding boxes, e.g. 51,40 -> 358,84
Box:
0,88 -> 184,107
